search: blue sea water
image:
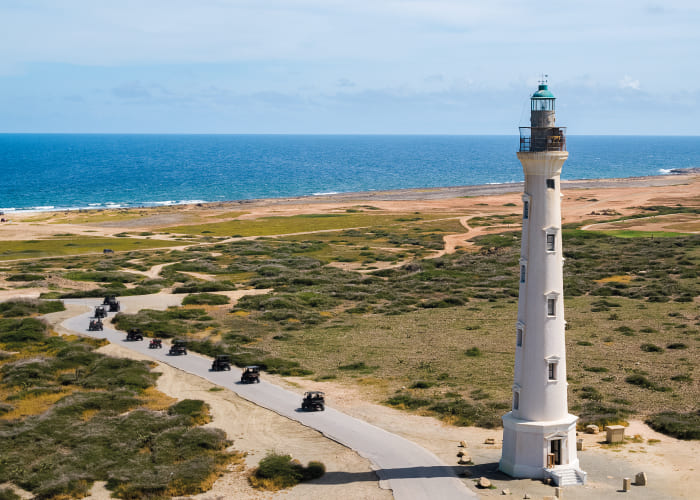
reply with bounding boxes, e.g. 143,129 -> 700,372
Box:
0,134 -> 698,212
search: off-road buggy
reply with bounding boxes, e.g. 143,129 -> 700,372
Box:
301,391 -> 325,411
88,318 -> 103,331
168,339 -> 187,356
125,328 -> 144,341
148,338 -> 162,349
240,365 -> 261,383
211,354 -> 232,371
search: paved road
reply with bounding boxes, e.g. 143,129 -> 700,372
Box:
62,299 -> 476,500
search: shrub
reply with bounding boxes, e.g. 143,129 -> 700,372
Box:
0,299 -> 65,317
168,399 -> 212,426
410,380 -> 434,389
584,366 -> 609,373
667,342 -> 687,350
6,273 -> 44,281
646,411 -> 700,440
0,488 -> 21,500
641,343 -> 663,353
251,453 -> 325,490
465,347 -> 482,357
182,293 -> 230,306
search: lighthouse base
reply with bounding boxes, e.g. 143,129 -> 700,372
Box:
500,412 -> 585,485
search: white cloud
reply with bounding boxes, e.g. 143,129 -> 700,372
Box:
619,75 -> 641,91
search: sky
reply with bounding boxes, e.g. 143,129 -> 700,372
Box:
1,0 -> 699,135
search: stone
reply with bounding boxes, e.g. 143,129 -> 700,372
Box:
501,488 -> 511,495
458,455 -> 472,465
555,486 -> 563,498
635,472 -> 647,486
577,438 -> 584,451
457,450 -> 465,457
478,477 -> 492,488
585,424 -> 599,434
623,477 -> 631,492
484,437 -> 496,445
606,425 -> 625,443
523,494 -> 531,499
459,440 -> 468,448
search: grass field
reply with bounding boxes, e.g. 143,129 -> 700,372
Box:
0,237 -> 183,261
1,201 -> 698,440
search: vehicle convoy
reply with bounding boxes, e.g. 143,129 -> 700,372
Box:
148,338 -> 162,349
301,391 -> 325,411
103,295 -> 120,312
240,365 -> 260,383
94,305 -> 107,319
169,339 -> 187,356
125,328 -> 144,341
88,318 -> 103,331
211,354 -> 232,371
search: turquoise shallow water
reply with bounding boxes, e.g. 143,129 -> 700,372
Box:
0,134 -> 698,212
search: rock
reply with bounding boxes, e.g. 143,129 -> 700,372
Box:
478,477 -> 492,488
501,488 -> 511,495
635,472 -> 647,486
459,440 -> 468,448
555,486 -> 563,498
577,438 -> 584,451
585,424 -> 599,434
457,450 -> 465,457
623,477 -> 631,492
458,455 -> 472,464
484,437 -> 496,445
523,494 -> 531,499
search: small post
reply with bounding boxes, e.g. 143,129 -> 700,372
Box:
623,477 -> 631,492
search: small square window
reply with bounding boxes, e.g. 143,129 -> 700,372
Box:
546,178 -> 556,189
547,298 -> 556,316
523,201 -> 529,220
548,363 -> 557,380
516,328 -> 523,347
546,234 -> 555,251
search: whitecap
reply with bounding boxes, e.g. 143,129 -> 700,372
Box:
658,168 -> 672,174
313,191 -> 339,196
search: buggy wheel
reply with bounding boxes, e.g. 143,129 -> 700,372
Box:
256,378 -> 260,383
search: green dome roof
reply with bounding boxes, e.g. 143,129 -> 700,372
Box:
532,84 -> 555,99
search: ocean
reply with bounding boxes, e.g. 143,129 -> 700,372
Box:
0,134 -> 698,213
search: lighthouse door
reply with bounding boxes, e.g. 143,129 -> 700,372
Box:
550,439 -> 562,466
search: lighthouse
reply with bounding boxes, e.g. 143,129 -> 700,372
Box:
499,81 -> 586,487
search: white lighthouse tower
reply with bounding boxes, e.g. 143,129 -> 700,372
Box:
499,81 -> 586,487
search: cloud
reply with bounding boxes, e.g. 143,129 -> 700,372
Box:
619,75 -> 641,91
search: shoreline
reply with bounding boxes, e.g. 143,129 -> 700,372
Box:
6,170 -> 698,216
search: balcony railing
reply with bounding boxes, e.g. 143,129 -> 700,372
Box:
519,127 -> 567,152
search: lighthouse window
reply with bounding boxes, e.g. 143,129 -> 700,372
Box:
548,363 -> 557,380
516,327 -> 523,347
546,179 -> 556,189
547,298 -> 556,316
520,265 -> 526,283
523,201 -> 529,219
546,234 -> 555,251
513,391 -> 520,410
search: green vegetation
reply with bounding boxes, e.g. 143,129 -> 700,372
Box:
0,307 -> 237,498
112,307 -> 216,338
250,452 -> 325,490
182,293 -> 230,306
646,411 -> 700,440
0,299 -> 65,317
0,237 -> 181,260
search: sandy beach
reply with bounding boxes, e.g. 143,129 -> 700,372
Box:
2,172 -> 699,499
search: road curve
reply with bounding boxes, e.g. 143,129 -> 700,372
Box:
61,299 -> 477,500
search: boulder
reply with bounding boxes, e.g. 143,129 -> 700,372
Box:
585,424 -> 599,434
459,440 -> 468,448
484,437 -> 496,445
523,494 -> 531,499
635,472 -> 647,486
478,477 -> 492,488
501,488 -> 511,495
458,455 -> 472,464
